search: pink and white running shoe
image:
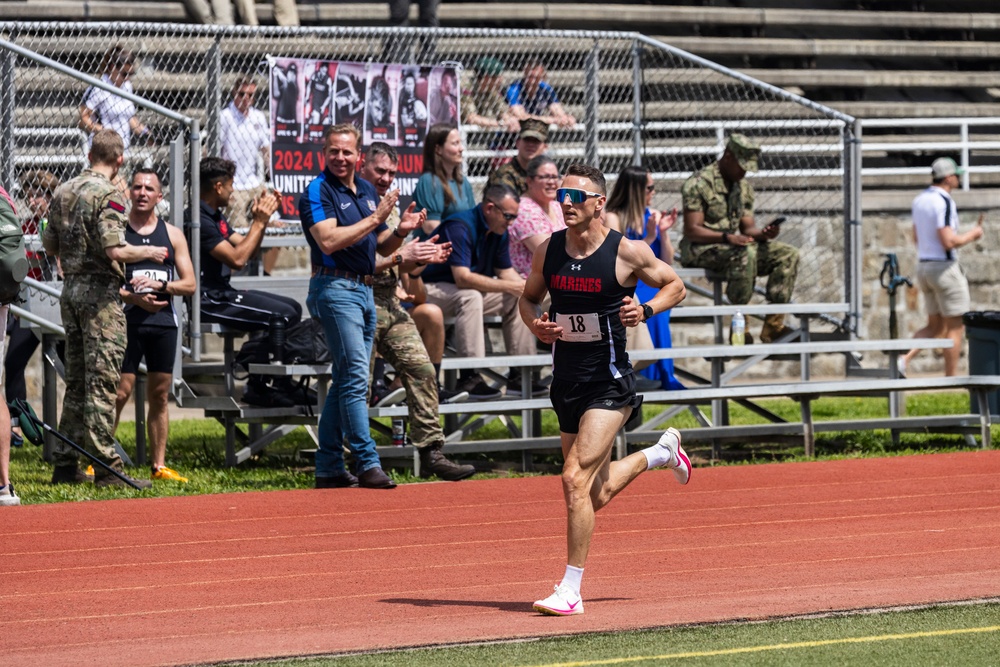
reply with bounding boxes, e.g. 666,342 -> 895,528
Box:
533,584 -> 584,616
657,427 -> 691,485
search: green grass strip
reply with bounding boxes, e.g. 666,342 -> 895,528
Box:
525,625 -> 1000,666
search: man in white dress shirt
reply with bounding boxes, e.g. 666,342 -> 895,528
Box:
900,157 -> 985,376
220,75 -> 271,228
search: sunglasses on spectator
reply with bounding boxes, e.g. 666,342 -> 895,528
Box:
487,200 -> 518,221
646,185 -> 656,192
556,188 -> 603,204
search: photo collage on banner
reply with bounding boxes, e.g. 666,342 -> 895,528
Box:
269,57 -> 459,221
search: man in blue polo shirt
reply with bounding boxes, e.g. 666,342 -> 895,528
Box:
299,124 -> 424,490
421,183 -> 538,398
505,59 -> 576,129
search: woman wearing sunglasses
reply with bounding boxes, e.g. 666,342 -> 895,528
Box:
519,164 -> 690,617
604,166 -> 684,391
79,44 -> 149,152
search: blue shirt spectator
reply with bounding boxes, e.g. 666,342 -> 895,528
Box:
299,170 -> 385,276
421,203 -> 512,284
504,61 -> 576,129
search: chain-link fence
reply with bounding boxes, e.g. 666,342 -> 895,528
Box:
1,22 -> 859,341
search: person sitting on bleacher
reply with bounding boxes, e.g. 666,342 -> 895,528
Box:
361,142 -> 475,481
486,119 -> 549,196
504,59 -> 576,129
192,157 -> 302,405
679,134 -> 799,343
420,184 -> 541,399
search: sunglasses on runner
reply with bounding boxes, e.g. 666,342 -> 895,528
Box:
556,188 -> 603,204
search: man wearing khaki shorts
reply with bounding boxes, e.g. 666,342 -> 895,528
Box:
900,157 -> 985,376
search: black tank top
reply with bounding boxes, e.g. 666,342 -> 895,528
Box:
124,217 -> 176,327
543,228 -> 635,382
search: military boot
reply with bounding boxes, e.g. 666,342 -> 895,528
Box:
760,313 -> 795,343
419,445 -> 476,481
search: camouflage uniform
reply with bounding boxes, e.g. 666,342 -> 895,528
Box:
460,81 -> 509,127
42,170 -> 128,475
369,208 -> 445,450
679,161 -> 798,305
487,158 -> 528,195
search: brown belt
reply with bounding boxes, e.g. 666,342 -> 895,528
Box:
311,266 -> 374,286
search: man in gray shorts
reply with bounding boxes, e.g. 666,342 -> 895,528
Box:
900,157 -> 985,376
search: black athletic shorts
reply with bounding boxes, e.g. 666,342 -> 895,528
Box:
121,324 -> 178,375
549,373 -> 643,434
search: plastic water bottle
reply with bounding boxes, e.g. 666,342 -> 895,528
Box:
392,418 -> 406,446
268,316 -> 286,364
731,311 -> 746,346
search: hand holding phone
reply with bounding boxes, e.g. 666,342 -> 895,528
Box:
767,216 -> 787,228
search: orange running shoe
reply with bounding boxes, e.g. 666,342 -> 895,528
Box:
152,466 -> 189,483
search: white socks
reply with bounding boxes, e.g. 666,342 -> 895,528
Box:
560,565 -> 584,596
641,435 -> 677,470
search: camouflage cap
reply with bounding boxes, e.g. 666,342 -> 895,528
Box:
474,56 -> 505,77
519,118 -> 549,142
726,133 -> 761,171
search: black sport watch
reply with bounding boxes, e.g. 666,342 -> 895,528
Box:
641,303 -> 654,322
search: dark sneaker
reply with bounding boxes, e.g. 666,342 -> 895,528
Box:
437,386 -> 469,404
94,473 -> 153,490
315,471 -> 359,488
51,465 -> 94,485
419,446 -> 476,481
457,376 -> 502,400
243,384 -> 296,408
373,386 -> 406,408
505,372 -> 549,398
634,376 -> 662,392
358,466 -> 397,489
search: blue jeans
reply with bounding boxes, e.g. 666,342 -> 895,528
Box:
307,275 -> 382,476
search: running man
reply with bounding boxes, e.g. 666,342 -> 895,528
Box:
518,163 -> 690,616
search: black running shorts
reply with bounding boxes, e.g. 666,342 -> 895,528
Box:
550,374 -> 643,434
121,324 -> 178,375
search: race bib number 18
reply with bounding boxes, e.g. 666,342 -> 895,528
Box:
554,312 -> 601,342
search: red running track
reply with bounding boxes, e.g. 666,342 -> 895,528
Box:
3,451 -> 1000,667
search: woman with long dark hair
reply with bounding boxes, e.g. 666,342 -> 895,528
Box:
605,165 -> 684,390
413,123 -> 476,236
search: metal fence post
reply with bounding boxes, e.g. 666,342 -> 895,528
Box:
1,49 -> 14,189
206,36 -> 222,158
584,39 -> 600,169
189,119 -> 202,361
844,118 -> 863,338
631,39 -> 642,167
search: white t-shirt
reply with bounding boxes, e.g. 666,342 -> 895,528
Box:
912,185 -> 958,261
82,74 -> 136,149
220,102 -> 270,190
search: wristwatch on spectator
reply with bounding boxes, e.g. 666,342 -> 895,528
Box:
392,254 -> 403,265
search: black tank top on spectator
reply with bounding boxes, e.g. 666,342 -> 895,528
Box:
124,218 -> 177,327
544,228 -> 635,383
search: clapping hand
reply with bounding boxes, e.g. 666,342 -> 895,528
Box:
252,189 -> 282,225
395,200 -> 426,236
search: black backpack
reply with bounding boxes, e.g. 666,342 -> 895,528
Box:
234,318 -> 330,377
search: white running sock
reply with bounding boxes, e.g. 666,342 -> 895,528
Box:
560,565 -> 584,596
641,436 -> 677,470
